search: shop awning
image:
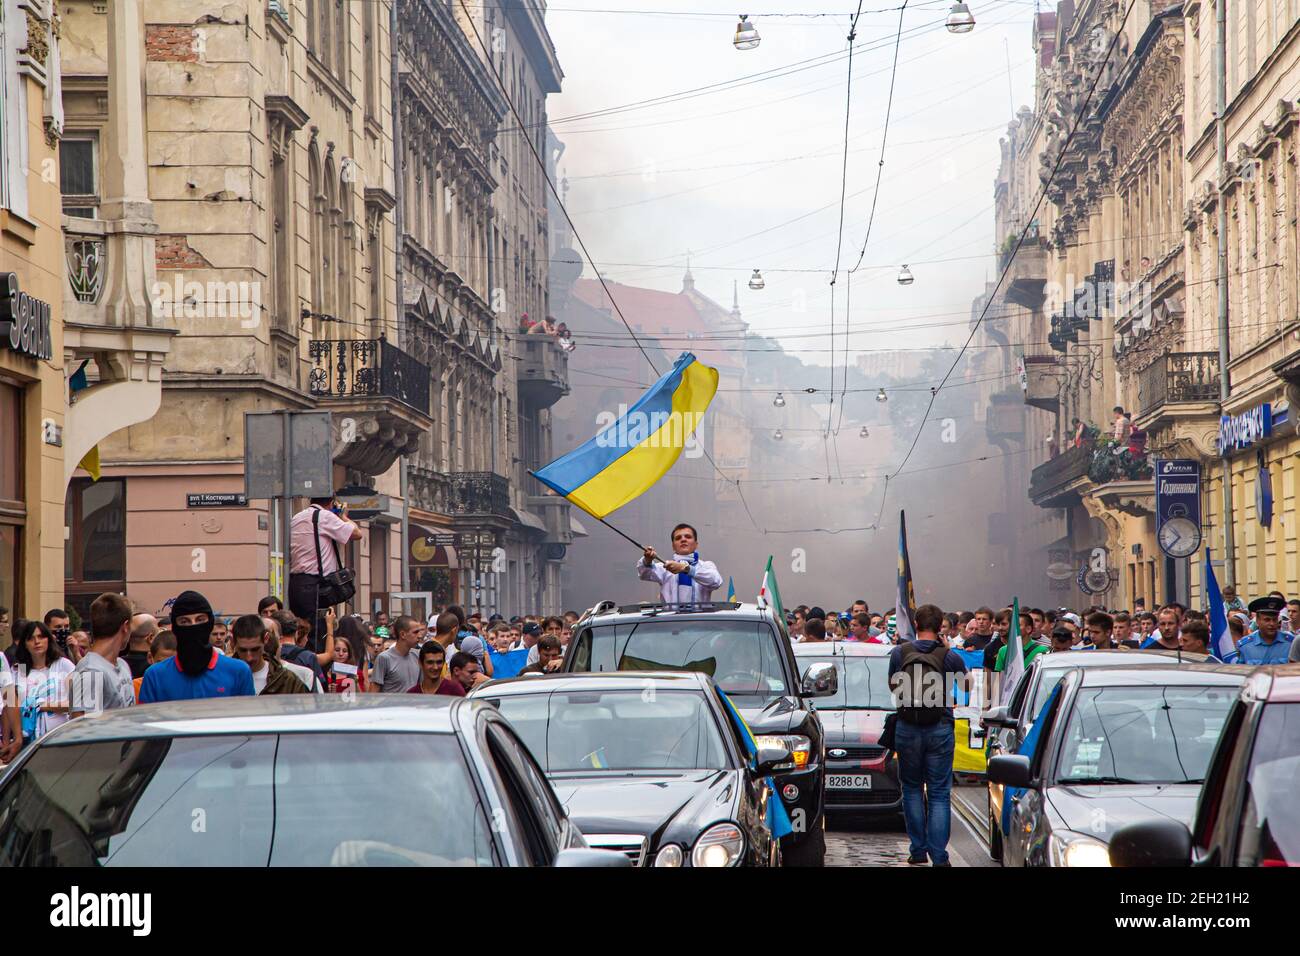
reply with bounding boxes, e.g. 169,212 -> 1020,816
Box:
510,506 -> 548,533
569,513 -> 590,538
409,523 -> 458,568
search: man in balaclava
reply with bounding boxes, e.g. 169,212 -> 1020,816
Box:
139,590 -> 255,702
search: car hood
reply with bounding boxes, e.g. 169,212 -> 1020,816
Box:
817,708 -> 889,744
550,770 -> 739,843
735,695 -> 806,735
1047,784 -> 1202,840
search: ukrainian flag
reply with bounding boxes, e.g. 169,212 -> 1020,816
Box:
532,353 -> 718,519
718,690 -> 793,840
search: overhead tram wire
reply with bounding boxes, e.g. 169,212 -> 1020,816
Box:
868,0 -> 1144,534
452,0 -> 766,532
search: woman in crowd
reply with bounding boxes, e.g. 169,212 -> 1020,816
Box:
335,614 -> 371,692
325,629 -> 365,694
13,620 -> 75,746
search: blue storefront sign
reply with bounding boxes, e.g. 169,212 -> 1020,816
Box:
1155,459 -> 1202,559
1217,403 -> 1272,456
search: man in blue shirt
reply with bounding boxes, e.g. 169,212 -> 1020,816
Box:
887,604 -> 969,867
140,590 -> 254,702
1235,596 -> 1295,665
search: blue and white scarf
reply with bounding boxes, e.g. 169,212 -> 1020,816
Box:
676,551 -> 699,588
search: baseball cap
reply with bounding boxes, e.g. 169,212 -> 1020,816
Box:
1061,612 -> 1082,627
522,622 -> 541,637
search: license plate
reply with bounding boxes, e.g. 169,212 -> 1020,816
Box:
826,774 -> 872,790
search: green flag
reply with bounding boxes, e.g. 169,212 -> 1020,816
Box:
758,556 -> 784,622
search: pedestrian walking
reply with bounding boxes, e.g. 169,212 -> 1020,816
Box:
407,642 -> 466,696
138,590 -> 255,702
230,614 -> 309,695
71,592 -> 136,714
887,604 -> 969,867
12,620 -> 75,746
368,615 -> 423,693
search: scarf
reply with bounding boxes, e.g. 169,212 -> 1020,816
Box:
171,590 -> 215,677
676,551 -> 699,589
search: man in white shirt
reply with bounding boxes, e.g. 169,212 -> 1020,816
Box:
637,523 -> 723,604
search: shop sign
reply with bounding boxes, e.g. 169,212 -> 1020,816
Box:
1217,403 -> 1272,455
0,272 -> 54,361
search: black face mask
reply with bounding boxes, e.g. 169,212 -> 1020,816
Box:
170,591 -> 216,676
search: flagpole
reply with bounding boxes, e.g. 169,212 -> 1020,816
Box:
527,470 -> 666,564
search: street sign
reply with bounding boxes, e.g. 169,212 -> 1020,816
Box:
429,533 -> 457,546
1155,459 -> 1202,558
243,411 -> 334,499
187,493 -> 247,508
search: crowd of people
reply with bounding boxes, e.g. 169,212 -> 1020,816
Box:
518,312 -> 575,352
782,590 -> 1298,666
0,591 -> 585,762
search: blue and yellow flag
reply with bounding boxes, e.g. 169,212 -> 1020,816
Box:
895,510 -> 916,642
532,352 -> 718,519
726,577 -> 736,602
718,689 -> 793,840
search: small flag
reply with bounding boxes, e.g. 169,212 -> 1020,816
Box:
1204,549 -> 1236,663
758,555 -> 785,623
532,352 -> 718,518
582,747 -> 608,770
895,510 -> 917,642
726,576 -> 736,602
69,359 -> 91,393
1000,596 -> 1025,707
78,445 -> 101,482
718,689 -> 791,839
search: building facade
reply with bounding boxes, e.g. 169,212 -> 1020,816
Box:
1,0 -> 66,620
57,0 -> 404,619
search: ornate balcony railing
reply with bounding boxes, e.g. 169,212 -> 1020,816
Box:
1136,352 -> 1220,418
444,471 -> 511,519
1029,443 -> 1093,507
65,236 -> 104,304
308,338 -> 431,416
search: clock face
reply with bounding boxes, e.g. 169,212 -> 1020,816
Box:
1159,517 -> 1201,558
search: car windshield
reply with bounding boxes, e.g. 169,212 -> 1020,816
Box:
575,620 -> 788,700
1236,704 -> 1300,867
490,690 -> 728,772
0,733 -> 496,866
802,655 -> 894,710
1055,685 -> 1237,785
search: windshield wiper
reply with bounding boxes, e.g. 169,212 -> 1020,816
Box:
1057,775 -> 1144,785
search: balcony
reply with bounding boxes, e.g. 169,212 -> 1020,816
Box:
445,472 -> 512,521
1023,355 -> 1060,411
517,335 -> 570,408
1028,444 -> 1093,509
1003,241 -> 1048,310
1136,352 -> 1220,418
986,390 -> 1025,441
61,216 -> 174,487
308,337 -> 433,476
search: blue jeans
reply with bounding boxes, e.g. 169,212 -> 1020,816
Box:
894,718 -> 955,864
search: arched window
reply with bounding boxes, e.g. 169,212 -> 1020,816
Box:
336,166 -> 353,329
323,158 -> 337,322
308,147 -> 324,333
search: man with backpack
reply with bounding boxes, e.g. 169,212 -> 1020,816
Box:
887,604 -> 969,867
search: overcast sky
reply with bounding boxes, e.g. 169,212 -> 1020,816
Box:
544,0 -> 1040,366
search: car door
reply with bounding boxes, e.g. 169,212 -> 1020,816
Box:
484,718 -> 569,863
1005,676 -> 1069,867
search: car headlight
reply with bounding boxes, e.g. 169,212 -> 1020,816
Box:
692,823 -> 745,867
1048,830 -> 1111,867
654,844 -> 683,868
754,734 -> 812,770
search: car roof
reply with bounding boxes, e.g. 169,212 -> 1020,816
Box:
1243,663 -> 1300,703
473,671 -> 713,698
1075,663 -> 1249,688
38,694 -> 478,744
582,601 -> 772,624
793,641 -> 893,658
1034,648 -> 1209,670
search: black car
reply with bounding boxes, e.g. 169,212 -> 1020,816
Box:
1110,664 -> 1300,867
986,663 -> 1245,867
0,695 -> 630,867
793,641 -> 900,817
473,671 -> 788,866
562,601 -> 836,866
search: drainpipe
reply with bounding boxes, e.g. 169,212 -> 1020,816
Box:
1215,0 -> 1236,587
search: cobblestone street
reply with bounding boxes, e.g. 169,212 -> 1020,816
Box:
826,788 -> 995,867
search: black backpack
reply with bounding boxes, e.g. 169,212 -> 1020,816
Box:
892,642 -> 951,726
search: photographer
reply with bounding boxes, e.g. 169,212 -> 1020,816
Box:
288,495 -> 361,652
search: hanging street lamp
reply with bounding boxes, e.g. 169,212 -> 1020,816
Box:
945,2 -> 975,34
734,15 -> 761,50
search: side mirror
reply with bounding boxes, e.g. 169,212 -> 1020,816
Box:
1108,819 -> 1194,868
752,743 -> 793,776
554,847 -> 633,867
801,661 -> 838,698
982,705 -> 1014,729
986,754 -> 1033,789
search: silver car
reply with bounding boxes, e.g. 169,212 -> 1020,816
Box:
0,695 -> 628,867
